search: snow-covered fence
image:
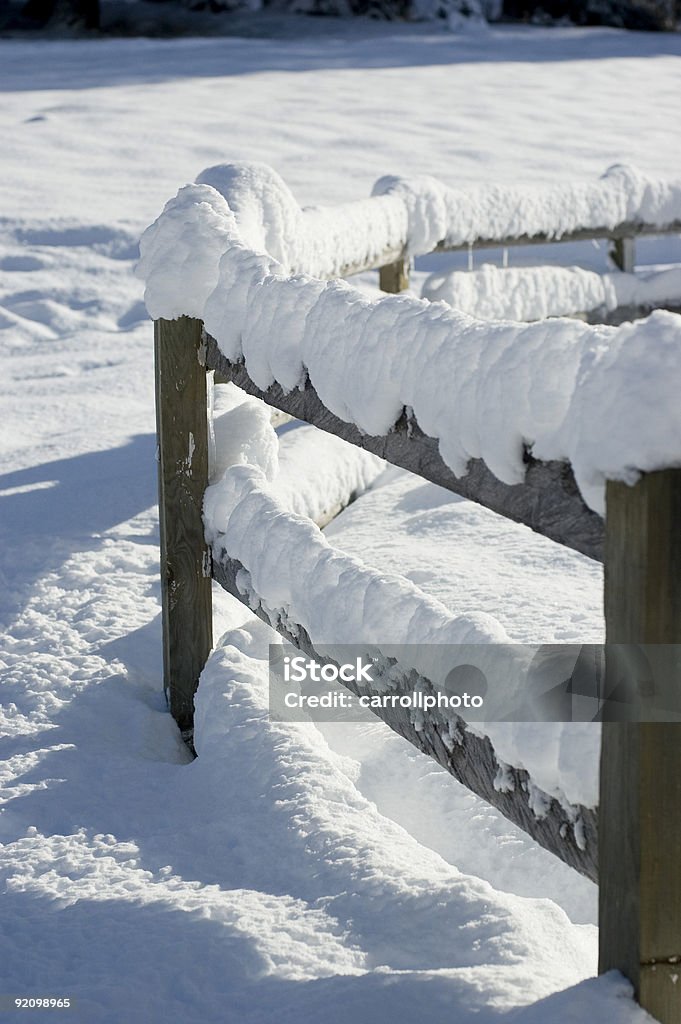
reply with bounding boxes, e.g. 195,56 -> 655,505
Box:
181,161 -> 681,298
141,164 -> 681,1024
421,264 -> 681,325
373,162 -> 681,295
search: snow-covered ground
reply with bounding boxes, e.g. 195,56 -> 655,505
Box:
2,20 -> 680,1022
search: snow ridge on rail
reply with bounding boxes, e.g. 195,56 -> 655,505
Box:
374,163 -> 681,254
195,161 -> 681,272
205,457 -> 599,831
196,162 -> 407,279
422,264 -> 681,323
137,176 -> 681,515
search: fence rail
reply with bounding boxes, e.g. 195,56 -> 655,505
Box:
148,165 -> 681,1024
310,219 -> 681,291
213,548 -> 599,881
380,222 -> 681,296
208,336 -> 604,561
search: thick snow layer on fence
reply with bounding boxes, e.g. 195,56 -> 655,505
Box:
421,264 -> 681,322
210,382 -> 385,520
374,163 -> 681,254
138,183 -> 681,514
205,395 -> 602,809
204,452 -> 600,809
196,162 -> 407,278
190,162 -> 681,276
205,462 -> 510,648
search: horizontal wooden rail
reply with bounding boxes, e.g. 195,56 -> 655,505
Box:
309,220 -> 681,290
206,334 -> 604,562
378,223 -> 681,294
212,551 -> 598,882
432,219 -> 681,256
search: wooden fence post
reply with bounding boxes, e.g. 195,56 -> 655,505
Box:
600,470 -> 681,1023
379,257 -> 410,293
610,237 -> 635,273
155,316 -> 213,741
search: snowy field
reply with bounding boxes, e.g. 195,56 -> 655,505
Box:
2,19 -> 680,1022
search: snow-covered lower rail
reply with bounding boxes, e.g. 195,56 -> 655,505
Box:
143,163 -> 681,1024
211,549 -> 598,881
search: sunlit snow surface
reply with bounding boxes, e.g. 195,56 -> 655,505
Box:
2,20 -> 680,1023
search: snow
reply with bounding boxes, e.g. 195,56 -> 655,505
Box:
204,463 -> 509,646
138,181 -> 681,514
205,432 -> 602,809
3,20 -> 679,1023
322,467 -> 603,810
210,382 -> 280,483
422,263 -> 681,321
197,161 -> 408,278
205,390 -> 601,809
373,163 -> 681,254
210,380 -> 385,519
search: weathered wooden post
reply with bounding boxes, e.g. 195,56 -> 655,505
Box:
600,470 -> 681,1023
154,316 -> 213,742
610,236 -> 635,273
379,256 -> 410,293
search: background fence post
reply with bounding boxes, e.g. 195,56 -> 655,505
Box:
379,257 -> 410,293
610,236 -> 635,273
155,316 -> 213,742
600,470 -> 681,1023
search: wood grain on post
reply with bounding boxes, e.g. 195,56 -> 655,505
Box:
601,470 -> 681,1024
379,257 -> 410,293
155,316 -> 213,740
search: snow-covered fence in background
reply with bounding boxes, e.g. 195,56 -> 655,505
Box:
187,161 -> 681,298
140,163 -> 681,1024
422,264 -> 681,324
371,162 -> 681,292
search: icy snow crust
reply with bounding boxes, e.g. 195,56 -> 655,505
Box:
138,172 -> 681,515
423,263 -> 681,322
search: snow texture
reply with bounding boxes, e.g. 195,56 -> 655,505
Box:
205,435 -> 601,809
205,462 -> 509,646
138,176 -> 681,514
373,163 -> 681,254
197,161 -> 407,279
323,467 -> 603,810
207,387 -> 603,809
209,380 -> 385,516
6,25 -> 681,1023
422,263 -> 681,321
